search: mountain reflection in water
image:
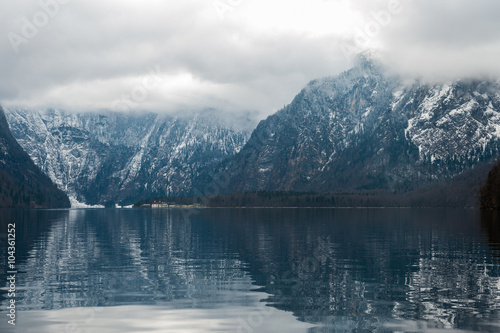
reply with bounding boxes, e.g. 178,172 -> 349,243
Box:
0,208 -> 499,332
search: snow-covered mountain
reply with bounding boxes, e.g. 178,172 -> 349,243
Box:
223,56 -> 500,193
6,56 -> 500,205
0,106 -> 69,208
5,109 -> 248,205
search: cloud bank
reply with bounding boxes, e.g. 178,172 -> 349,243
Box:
1,0 -> 499,120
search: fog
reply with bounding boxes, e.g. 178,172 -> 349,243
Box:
1,0 -> 499,122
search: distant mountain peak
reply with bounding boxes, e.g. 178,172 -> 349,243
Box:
222,64 -> 500,194
353,52 -> 380,70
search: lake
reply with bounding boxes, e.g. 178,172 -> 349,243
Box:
1,208 -> 500,332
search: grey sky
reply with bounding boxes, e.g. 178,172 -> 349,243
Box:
1,0 -> 499,121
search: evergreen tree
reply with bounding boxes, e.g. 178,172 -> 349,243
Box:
480,160 -> 500,209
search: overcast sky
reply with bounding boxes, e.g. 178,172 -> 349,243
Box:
1,0 -> 500,122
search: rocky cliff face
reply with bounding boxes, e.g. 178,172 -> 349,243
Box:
0,106 -> 70,208
224,57 -> 500,193
5,109 -> 247,205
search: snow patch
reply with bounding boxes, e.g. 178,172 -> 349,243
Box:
419,84 -> 452,120
391,89 -> 405,111
449,99 -> 477,117
404,118 -> 415,138
69,196 -> 104,208
435,117 -> 448,127
362,107 -> 373,118
115,204 -> 134,209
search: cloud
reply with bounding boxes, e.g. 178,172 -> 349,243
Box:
0,0 -> 499,121
375,0 -> 500,80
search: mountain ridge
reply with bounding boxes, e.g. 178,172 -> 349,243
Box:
5,108 -> 248,205
5,58 -> 500,206
221,59 -> 500,195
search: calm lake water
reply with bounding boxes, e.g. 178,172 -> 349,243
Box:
1,208 -> 500,332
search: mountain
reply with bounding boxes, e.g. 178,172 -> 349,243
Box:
0,106 -> 70,208
5,109 -> 247,206
222,56 -> 500,194
6,57 -> 500,207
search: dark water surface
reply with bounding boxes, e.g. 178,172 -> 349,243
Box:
1,208 -> 499,332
